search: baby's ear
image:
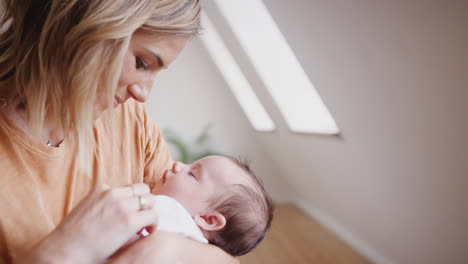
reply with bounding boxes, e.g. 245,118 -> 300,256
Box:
194,211 -> 226,232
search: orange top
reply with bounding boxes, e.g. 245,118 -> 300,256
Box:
0,101 -> 173,263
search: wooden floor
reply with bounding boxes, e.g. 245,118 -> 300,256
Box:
240,204 -> 370,264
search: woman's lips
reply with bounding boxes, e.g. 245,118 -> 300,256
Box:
114,96 -> 122,108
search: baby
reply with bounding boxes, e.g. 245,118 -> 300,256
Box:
150,155 -> 274,256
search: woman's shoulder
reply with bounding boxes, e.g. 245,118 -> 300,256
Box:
93,100 -> 171,188
96,100 -> 150,129
93,100 -> 163,150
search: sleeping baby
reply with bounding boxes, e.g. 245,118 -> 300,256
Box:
149,155 -> 274,256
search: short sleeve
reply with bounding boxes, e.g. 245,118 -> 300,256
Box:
140,106 -> 174,190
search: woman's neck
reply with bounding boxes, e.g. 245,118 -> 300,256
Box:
0,82 -> 65,147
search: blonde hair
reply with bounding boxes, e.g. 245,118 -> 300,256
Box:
0,0 -> 201,175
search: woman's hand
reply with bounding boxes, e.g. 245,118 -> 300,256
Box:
16,184 -> 158,264
108,231 -> 240,264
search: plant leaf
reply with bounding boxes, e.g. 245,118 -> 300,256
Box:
195,123 -> 213,146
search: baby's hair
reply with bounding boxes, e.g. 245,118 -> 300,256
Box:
208,155 -> 274,256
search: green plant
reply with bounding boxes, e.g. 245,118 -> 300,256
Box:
163,123 -> 220,164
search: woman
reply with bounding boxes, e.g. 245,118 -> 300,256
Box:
0,0 -> 237,263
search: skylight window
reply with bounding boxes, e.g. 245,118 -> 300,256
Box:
212,0 -> 339,134
200,13 -> 275,132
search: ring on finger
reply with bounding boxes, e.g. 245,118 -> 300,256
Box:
138,195 -> 147,211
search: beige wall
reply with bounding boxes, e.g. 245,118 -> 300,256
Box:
220,0 -> 466,263
148,0 -> 468,263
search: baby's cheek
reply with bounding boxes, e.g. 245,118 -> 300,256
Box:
159,180 -> 182,197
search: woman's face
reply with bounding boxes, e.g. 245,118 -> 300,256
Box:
95,31 -> 190,117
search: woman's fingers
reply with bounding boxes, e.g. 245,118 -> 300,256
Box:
48,183 -> 157,263
114,183 -> 150,198
133,210 -> 158,232
120,193 -> 157,212
113,196 -> 157,238
93,183 -> 150,204
99,184 -> 111,190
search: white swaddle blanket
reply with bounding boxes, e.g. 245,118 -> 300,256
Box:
144,195 -> 208,243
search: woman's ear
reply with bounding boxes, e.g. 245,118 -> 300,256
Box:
194,211 -> 226,232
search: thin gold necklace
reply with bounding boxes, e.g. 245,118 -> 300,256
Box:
0,98 -> 55,147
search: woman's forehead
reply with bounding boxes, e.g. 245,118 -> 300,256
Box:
130,31 -> 189,65
131,31 -> 188,48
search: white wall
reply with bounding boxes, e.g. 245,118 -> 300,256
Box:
147,0 -> 468,263
145,39 -> 293,202
209,0 -> 466,263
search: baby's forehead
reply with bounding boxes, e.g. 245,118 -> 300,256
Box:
204,156 -> 255,187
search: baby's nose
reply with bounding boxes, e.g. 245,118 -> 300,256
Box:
172,161 -> 184,173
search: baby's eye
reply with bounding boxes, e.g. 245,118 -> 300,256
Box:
135,56 -> 149,71
188,171 -> 196,179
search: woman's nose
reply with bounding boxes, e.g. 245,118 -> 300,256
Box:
128,83 -> 151,103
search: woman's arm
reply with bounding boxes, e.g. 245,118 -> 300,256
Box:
15,184 -> 158,264
108,231 -> 239,264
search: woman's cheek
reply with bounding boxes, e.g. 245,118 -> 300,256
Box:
118,53 -> 135,86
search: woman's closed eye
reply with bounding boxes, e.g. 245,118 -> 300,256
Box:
135,56 -> 149,70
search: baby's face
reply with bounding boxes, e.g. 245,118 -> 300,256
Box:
158,156 -> 251,216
